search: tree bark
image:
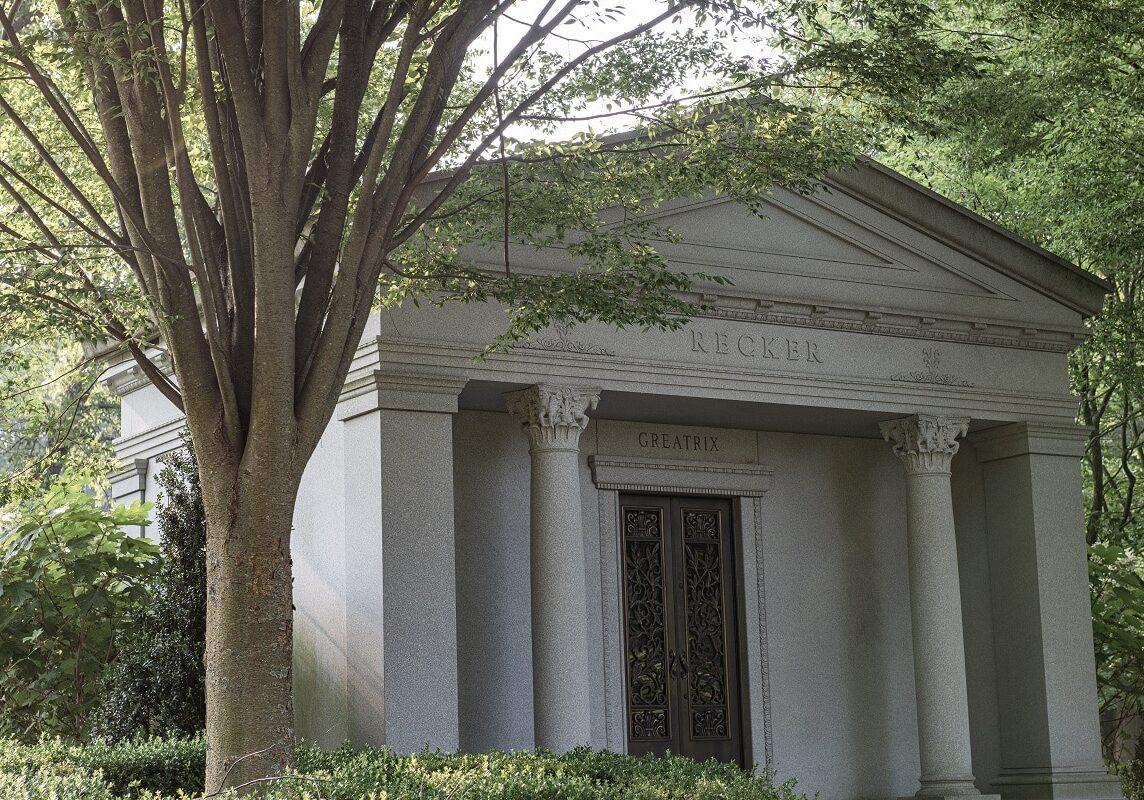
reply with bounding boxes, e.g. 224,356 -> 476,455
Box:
199,459 -> 299,793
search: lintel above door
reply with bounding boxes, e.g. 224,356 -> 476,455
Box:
589,456 -> 774,497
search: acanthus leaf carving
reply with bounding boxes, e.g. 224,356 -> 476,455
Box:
879,414 -> 970,475
505,384 -> 601,451
891,347 -> 974,388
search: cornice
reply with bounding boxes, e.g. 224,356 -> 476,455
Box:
114,417 -> 186,461
106,351 -> 175,396
589,456 -> 774,497
337,367 -> 468,419
826,163 -> 1109,316
696,296 -> 1085,354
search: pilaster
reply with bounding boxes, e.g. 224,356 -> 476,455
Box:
970,422 -> 1121,800
337,369 -> 467,752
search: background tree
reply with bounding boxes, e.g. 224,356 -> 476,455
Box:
0,0 -> 976,789
0,335 -> 119,507
871,0 -> 1144,760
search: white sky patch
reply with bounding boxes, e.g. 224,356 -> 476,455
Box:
469,1 -> 776,140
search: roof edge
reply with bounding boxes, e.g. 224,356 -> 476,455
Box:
827,160 -> 1111,316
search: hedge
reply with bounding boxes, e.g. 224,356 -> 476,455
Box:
0,736 -> 806,800
1121,760 -> 1144,800
0,736 -> 204,797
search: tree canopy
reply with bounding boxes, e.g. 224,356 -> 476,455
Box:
0,0 -> 982,790
877,0 -> 1144,758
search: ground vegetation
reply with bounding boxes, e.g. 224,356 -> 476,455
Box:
0,0 -> 981,788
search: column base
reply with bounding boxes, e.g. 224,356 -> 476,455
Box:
992,768 -> 1122,800
900,794 -> 1000,800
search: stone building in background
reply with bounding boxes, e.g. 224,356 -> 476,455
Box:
107,162 -> 1121,800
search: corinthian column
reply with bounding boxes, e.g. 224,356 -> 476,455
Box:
880,414 -> 988,799
506,384 -> 601,752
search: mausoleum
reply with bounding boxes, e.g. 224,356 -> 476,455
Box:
107,161 -> 1121,800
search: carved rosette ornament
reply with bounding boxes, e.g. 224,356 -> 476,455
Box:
879,414 -> 970,475
505,384 -> 601,451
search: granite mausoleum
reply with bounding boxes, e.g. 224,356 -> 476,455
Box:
107,162 -> 1121,800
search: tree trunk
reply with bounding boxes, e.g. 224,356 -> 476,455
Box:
201,465 -> 299,794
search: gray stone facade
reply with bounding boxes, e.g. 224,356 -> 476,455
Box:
107,163 -> 1120,800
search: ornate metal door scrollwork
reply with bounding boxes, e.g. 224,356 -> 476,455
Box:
619,495 -> 744,765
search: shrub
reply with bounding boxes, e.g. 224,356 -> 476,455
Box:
0,736 -> 806,800
0,479 -> 155,741
0,736 -> 203,798
92,441 -> 207,742
0,766 -> 117,800
1120,759 -> 1144,800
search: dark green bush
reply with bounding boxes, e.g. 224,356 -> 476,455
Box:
92,442 -> 207,742
0,736 -> 805,800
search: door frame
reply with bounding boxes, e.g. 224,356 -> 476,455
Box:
590,456 -> 775,769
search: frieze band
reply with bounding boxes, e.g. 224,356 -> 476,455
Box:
691,328 -> 825,364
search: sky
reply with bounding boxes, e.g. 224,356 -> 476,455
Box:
469,1 -> 774,139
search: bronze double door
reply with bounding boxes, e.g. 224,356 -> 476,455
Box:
619,494 -> 744,766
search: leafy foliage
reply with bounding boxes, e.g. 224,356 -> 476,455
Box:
1091,538 -> 1144,759
0,340 -> 119,507
871,0 -> 1144,758
0,0 -> 989,782
0,735 -> 204,798
92,442 -> 206,743
0,479 -> 154,741
1119,759 -> 1144,800
0,736 -> 805,800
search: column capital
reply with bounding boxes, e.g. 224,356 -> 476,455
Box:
880,414 -> 970,475
505,384 -> 600,452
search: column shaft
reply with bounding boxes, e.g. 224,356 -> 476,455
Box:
529,448 -> 593,751
507,384 -> 600,752
882,415 -> 985,799
904,470 -> 976,790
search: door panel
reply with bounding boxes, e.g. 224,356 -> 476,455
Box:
620,495 -> 744,766
621,503 -> 673,746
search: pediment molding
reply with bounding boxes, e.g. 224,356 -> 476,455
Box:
642,192 -> 1010,301
696,295 -> 1086,353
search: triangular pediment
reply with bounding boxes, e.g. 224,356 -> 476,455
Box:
463,164 -> 1103,332
640,194 -> 1007,300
